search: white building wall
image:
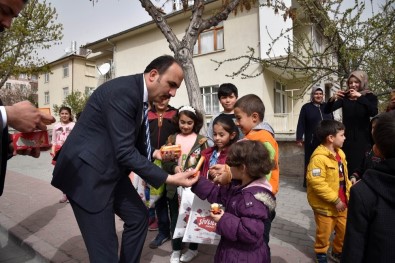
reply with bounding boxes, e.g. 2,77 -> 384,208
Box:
113,8 -> 270,114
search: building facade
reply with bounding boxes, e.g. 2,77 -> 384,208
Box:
37,51 -> 97,119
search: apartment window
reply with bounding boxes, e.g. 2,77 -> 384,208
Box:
44,73 -> 49,83
44,92 -> 50,104
274,81 -> 287,113
63,87 -> 69,99
194,22 -> 224,55
63,63 -> 69,78
20,84 -> 27,92
85,86 -> 95,95
30,75 -> 38,81
325,83 -> 332,100
85,64 -> 96,77
200,85 -> 219,115
312,28 -> 323,54
5,82 -> 11,89
19,73 -> 27,79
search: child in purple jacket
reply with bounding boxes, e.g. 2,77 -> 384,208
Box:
192,140 -> 276,263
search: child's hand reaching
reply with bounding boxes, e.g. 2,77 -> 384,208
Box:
210,164 -> 232,185
174,165 -> 183,174
335,200 -> 346,212
210,209 -> 224,223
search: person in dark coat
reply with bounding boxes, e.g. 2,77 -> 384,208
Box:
342,111 -> 395,263
192,140 -> 276,263
324,70 -> 378,175
51,55 -> 199,263
296,86 -> 333,187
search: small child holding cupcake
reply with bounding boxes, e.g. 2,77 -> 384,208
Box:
191,140 -> 275,263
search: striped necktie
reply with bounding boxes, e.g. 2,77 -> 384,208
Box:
143,102 -> 152,161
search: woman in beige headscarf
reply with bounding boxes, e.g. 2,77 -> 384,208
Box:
296,86 -> 334,187
324,70 -> 378,175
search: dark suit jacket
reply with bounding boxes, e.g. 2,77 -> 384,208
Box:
51,74 -> 168,213
0,99 -> 12,196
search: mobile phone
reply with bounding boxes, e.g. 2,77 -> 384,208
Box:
343,90 -> 351,97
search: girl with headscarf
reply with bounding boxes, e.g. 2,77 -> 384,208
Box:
296,86 -> 334,187
324,70 -> 378,175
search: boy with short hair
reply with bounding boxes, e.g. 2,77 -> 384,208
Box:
206,83 -> 238,147
230,94 -> 278,252
233,94 -> 279,194
307,120 -> 351,263
342,111 -> 395,263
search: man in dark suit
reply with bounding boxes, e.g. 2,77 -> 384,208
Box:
52,55 -> 198,263
0,0 -> 56,196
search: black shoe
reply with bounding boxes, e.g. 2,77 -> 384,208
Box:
149,233 -> 170,249
328,251 -> 341,263
316,253 -> 327,263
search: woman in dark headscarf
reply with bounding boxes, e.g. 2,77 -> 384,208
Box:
324,70 -> 378,175
296,87 -> 333,187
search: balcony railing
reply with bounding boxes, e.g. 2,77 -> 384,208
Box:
265,113 -> 299,133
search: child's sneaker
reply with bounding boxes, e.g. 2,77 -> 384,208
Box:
328,251 -> 341,263
316,253 -> 327,263
180,249 -> 198,262
170,250 -> 181,263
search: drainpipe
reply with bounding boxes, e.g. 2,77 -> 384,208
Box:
71,57 -> 74,93
106,38 -> 116,78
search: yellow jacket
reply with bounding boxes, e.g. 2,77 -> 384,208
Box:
306,145 -> 351,216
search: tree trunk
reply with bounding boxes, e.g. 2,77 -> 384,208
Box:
175,47 -> 207,134
139,0 -> 244,135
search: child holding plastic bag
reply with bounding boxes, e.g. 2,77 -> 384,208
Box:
191,140 -> 276,263
161,105 -> 208,263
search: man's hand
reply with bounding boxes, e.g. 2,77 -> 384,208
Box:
165,169 -> 199,187
15,147 -> 40,158
210,164 -> 232,185
5,101 -> 55,132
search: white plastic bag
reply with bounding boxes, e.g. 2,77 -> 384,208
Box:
182,197 -> 221,245
173,187 -> 195,239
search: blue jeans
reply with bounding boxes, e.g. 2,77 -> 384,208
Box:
145,186 -> 156,219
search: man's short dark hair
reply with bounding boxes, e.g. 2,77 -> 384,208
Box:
217,83 -> 238,99
315,120 -> 345,143
234,94 -> 265,121
373,111 -> 395,159
144,55 -> 181,75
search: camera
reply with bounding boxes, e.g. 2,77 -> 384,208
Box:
343,90 -> 351,97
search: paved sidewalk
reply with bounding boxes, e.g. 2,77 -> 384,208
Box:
0,154 -> 316,262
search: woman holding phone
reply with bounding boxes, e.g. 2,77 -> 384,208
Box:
324,70 -> 378,175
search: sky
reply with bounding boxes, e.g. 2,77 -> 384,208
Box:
41,0 -> 156,62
